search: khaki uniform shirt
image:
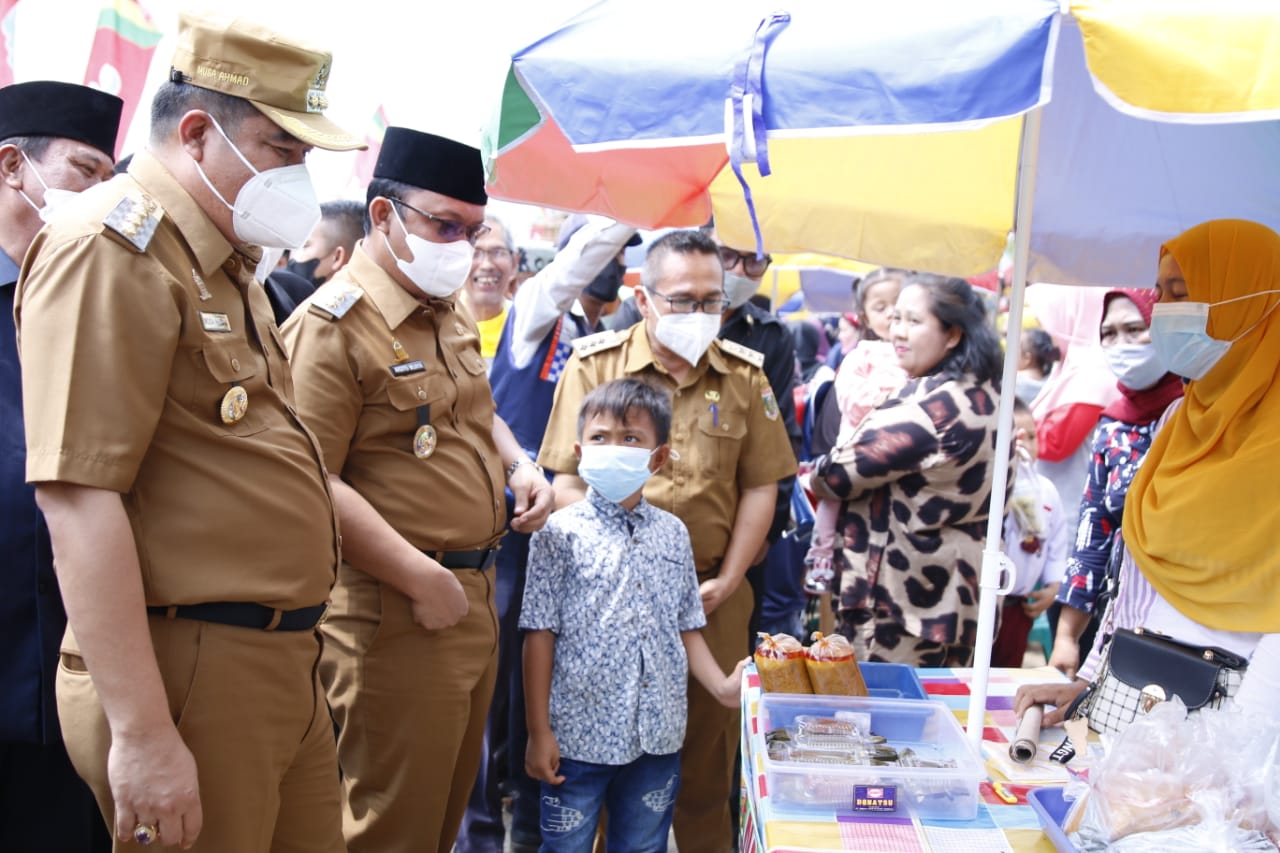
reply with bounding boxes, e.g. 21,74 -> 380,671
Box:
281,245 -> 507,550
15,152 -> 339,615
538,325 -> 796,574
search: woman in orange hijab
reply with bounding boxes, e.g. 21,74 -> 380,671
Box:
1016,219 -> 1280,723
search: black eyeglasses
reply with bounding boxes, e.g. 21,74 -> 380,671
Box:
718,246 -> 772,278
389,197 -> 491,245
645,287 -> 730,315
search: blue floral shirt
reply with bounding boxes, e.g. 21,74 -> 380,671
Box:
1056,416 -> 1161,613
520,487 -> 706,765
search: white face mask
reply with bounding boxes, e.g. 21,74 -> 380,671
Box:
1102,341 -> 1166,390
723,272 -> 759,310
652,308 -> 721,366
578,444 -> 657,503
386,205 -> 475,298
254,246 -> 286,282
193,115 -> 321,249
1150,292 -> 1280,380
19,151 -> 80,223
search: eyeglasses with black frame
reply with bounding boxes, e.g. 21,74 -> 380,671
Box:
388,197 -> 491,245
718,246 -> 773,278
645,286 -> 730,315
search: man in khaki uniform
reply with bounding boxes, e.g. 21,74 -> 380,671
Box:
539,229 -> 797,852
281,126 -> 554,853
15,14 -> 363,852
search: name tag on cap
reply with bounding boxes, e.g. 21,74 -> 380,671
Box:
390,360 -> 426,377
200,312 -> 232,333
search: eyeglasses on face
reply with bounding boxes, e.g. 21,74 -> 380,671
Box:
717,246 -> 772,278
473,247 -> 514,263
645,287 -> 730,315
389,197 -> 491,245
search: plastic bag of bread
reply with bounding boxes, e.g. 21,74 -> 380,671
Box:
804,632 -> 868,696
754,633 -> 812,694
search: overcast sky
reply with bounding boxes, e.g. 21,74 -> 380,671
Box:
13,0 -> 596,238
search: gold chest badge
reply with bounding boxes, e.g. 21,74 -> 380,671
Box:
220,386 -> 248,424
413,424 -> 438,459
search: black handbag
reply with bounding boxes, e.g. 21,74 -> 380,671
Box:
1072,627 -> 1248,735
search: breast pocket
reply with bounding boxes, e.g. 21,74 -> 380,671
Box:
694,407 -> 747,480
196,338 -> 267,436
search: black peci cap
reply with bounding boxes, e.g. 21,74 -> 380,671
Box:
0,81 -> 123,159
373,127 -> 487,206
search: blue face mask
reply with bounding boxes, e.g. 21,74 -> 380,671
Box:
577,444 -> 656,503
1150,291 -> 1280,380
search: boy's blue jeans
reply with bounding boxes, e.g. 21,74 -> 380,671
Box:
538,752 -> 680,853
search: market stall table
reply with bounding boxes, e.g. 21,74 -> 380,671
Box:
740,665 -> 1087,853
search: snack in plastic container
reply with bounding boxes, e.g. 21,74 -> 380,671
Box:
805,632 -> 869,696
754,633 -> 813,693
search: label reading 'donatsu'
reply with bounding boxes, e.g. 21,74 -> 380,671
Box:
853,784 -> 897,812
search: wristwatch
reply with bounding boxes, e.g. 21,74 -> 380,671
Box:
506,457 -> 543,479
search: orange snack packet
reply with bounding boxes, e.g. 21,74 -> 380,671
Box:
804,632 -> 869,696
753,633 -> 812,694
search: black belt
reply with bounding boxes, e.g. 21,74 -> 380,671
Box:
424,548 -> 499,570
146,602 -> 327,631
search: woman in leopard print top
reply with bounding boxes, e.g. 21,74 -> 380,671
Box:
811,274 -> 1007,667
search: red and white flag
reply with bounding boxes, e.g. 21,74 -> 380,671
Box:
83,0 -> 162,156
352,105 -> 389,189
0,0 -> 20,87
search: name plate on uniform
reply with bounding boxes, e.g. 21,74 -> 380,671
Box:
200,311 -> 232,333
390,360 -> 426,377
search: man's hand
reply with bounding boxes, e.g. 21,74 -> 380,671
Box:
509,463 -> 554,534
525,729 -> 565,785
109,724 -> 202,848
405,558 -> 468,630
1013,679 -> 1089,727
1022,586 -> 1057,619
699,575 -> 739,616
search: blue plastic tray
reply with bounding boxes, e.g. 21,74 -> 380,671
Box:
860,661 -> 927,700
1028,787 -> 1081,853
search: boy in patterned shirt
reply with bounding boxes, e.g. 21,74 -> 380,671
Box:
521,378 -> 745,852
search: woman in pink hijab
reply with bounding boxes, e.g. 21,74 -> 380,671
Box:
1025,285 -> 1122,523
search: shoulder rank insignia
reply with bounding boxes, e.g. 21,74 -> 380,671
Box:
718,338 -> 765,369
572,329 -> 626,357
102,194 -> 162,252
307,281 -> 363,320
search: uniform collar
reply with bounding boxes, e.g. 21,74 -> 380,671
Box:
127,151 -> 234,278
345,241 -> 444,330
586,485 -> 652,525
0,248 -> 19,288
621,320 -> 734,379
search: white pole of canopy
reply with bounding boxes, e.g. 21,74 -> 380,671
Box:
966,104 -> 1044,752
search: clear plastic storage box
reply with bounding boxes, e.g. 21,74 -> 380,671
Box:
756,693 -> 985,820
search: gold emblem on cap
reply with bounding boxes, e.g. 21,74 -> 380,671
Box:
413,424 -> 438,459
220,386 -> 248,424
306,90 -> 329,113
312,61 -> 330,90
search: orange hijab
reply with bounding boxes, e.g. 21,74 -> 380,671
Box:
1124,219 -> 1280,632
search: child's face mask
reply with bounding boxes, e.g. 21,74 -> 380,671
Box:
577,444 -> 657,503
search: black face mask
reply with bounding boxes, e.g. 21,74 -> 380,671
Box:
286,256 -> 325,286
583,258 -> 625,303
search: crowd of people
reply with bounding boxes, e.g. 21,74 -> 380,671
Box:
1,10 -> 1278,853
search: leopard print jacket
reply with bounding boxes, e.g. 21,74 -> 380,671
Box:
814,372 -> 1007,649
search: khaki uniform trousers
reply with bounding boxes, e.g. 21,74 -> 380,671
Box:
321,565 -> 499,853
56,615 -> 344,853
672,576 -> 754,853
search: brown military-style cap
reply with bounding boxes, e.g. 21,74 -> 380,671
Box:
171,12 -> 365,152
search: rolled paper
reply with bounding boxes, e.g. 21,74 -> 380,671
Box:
1009,704 -> 1044,764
